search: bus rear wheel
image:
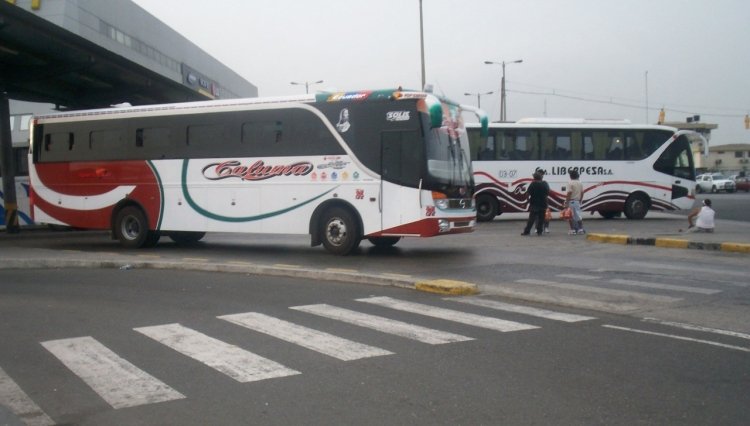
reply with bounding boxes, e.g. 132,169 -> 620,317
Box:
114,206 -> 160,248
624,193 -> 650,220
321,207 -> 361,255
475,194 -> 498,222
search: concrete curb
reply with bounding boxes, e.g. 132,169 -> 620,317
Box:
0,258 -> 479,295
587,233 -> 750,254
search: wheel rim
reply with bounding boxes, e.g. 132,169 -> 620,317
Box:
121,215 -> 141,241
326,217 -> 347,246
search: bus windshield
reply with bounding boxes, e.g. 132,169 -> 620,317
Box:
422,113 -> 473,196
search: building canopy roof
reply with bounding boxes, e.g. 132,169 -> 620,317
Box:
0,2 -> 207,110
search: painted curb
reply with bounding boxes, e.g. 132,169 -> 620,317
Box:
587,233 -> 749,254
586,233 -> 629,244
414,279 -> 479,295
654,238 -> 689,249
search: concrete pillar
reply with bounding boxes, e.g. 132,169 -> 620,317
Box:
0,92 -> 20,233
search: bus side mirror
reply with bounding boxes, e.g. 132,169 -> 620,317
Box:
460,104 -> 489,137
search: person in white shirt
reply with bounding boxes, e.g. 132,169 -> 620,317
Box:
687,199 -> 715,232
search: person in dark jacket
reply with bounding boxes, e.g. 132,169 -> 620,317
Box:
522,172 -> 550,236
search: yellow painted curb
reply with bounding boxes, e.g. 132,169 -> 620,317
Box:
415,279 -> 478,295
721,242 -> 750,254
654,238 -> 689,249
587,233 -> 629,244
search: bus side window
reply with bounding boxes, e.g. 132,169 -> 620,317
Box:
582,134 -> 595,160
43,132 -> 73,162
540,131 -> 555,160
555,132 -> 572,160
624,131 -> 644,160
136,127 -> 172,159
606,132 -> 624,160
478,133 -> 495,160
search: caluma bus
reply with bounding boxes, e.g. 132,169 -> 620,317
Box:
466,118 -> 700,221
29,89 -> 487,255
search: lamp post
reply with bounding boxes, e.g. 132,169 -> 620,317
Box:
419,0 -> 426,90
484,59 -> 523,121
290,80 -> 324,94
464,91 -> 494,109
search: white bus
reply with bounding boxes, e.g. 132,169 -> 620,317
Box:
29,89 -> 486,254
466,119 -> 700,221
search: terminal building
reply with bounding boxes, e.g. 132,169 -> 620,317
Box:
1,0 -> 258,228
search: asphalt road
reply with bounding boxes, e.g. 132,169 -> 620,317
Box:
685,191 -> 750,222
1,269 -> 748,425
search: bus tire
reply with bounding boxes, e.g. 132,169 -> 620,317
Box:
598,211 -> 620,219
168,231 -> 206,244
114,206 -> 158,248
321,207 -> 361,255
476,194 -> 498,222
624,193 -> 650,220
368,236 -> 401,247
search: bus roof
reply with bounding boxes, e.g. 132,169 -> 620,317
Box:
32,88 -> 449,122
465,119 -> 679,132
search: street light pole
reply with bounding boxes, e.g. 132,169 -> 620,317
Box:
290,80 -> 324,94
484,59 -> 523,121
419,0 -> 426,90
464,91 -> 494,109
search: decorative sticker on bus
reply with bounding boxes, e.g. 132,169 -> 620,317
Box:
201,160 -> 314,181
327,91 -> 372,102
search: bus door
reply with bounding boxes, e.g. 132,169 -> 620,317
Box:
380,130 -> 423,231
653,130 -> 697,200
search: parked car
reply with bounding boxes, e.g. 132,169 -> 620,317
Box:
734,176 -> 750,192
695,173 -> 736,193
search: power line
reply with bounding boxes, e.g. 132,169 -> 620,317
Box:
507,87 -> 747,119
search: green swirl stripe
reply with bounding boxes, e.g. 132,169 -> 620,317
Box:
181,160 -> 337,222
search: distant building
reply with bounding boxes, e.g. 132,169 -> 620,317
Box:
705,144 -> 750,174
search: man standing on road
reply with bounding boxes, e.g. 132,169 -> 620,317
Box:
522,172 -> 549,236
565,169 -> 585,235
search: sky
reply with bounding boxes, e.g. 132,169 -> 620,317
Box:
131,0 -> 750,146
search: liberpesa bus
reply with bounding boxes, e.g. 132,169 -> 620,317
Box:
29,89 -> 487,255
466,119 -> 700,221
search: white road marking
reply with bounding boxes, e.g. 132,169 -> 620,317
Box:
642,318 -> 750,341
218,312 -> 392,361
609,279 -> 720,295
515,279 -> 682,303
448,297 -> 596,323
602,325 -> 750,353
626,261 -> 748,282
0,366 -> 55,426
290,304 -> 473,344
557,274 -> 601,281
356,297 -> 539,332
134,323 -> 300,383
40,336 -> 184,409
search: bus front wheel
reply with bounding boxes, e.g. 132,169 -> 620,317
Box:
168,231 -> 206,244
114,206 -> 160,248
476,194 -> 498,222
624,193 -> 650,220
368,236 -> 401,247
321,207 -> 361,255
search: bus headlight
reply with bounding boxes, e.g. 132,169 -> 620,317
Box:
438,219 -> 450,233
434,199 -> 449,209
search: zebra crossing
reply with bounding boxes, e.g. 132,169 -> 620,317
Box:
0,296 -> 593,423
